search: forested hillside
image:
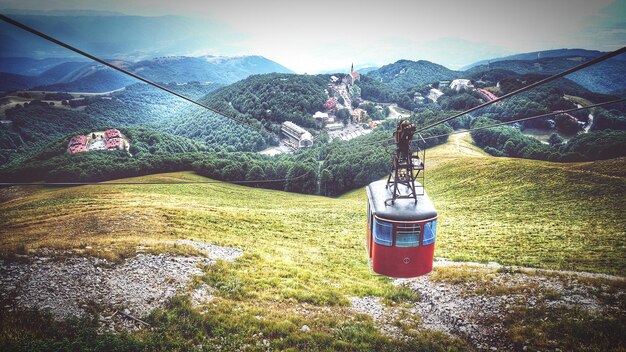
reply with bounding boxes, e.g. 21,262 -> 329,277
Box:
0,82 -> 221,149
0,108 -> 454,197
462,48 -> 605,69
0,128 -> 208,182
203,73 -> 329,128
366,60 -> 459,90
467,56 -> 626,94
0,81 -> 269,165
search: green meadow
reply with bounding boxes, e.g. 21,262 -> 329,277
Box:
1,133 -> 624,350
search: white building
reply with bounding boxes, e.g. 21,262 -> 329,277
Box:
281,121 -> 313,148
326,123 -> 344,131
428,88 -> 444,102
449,79 -> 474,92
313,111 -> 329,121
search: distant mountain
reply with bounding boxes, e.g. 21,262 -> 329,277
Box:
1,55 -> 294,93
130,55 -> 293,84
0,9 -> 125,16
316,64 -> 379,75
0,72 -> 38,91
365,60 -> 459,90
467,56 -> 626,94
0,14 -> 245,60
37,62 -> 105,84
356,66 -> 379,74
0,57 -> 85,76
462,49 -> 607,70
33,67 -> 135,93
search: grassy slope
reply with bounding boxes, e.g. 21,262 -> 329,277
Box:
426,133 -> 626,275
1,132 -> 624,275
1,133 -> 625,349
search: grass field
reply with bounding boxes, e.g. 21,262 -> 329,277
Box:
1,133 -> 624,350
427,133 -> 626,275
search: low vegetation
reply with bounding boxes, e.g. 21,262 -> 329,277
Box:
471,117 -> 626,161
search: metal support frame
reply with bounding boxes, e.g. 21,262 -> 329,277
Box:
385,134 -> 425,204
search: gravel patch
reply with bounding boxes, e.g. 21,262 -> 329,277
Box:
350,259 -> 624,351
348,296 -> 403,337
397,275 -> 513,351
0,240 -> 242,320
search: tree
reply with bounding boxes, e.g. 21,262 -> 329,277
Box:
548,133 -> 564,147
285,163 -> 317,194
555,114 -> 580,135
246,165 -> 266,187
336,108 -> 350,123
323,98 -> 337,113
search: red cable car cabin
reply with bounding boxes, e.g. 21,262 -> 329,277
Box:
366,179 -> 437,278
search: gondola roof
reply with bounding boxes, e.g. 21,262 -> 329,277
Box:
366,180 -> 437,222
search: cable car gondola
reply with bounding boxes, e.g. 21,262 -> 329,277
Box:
365,121 -> 437,278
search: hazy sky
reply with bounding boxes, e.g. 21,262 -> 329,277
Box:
1,0 -> 625,72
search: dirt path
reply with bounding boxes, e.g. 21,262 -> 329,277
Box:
387,104 -> 411,118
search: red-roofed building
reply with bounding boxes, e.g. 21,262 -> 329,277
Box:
68,135 -> 88,154
105,137 -> 123,150
69,144 -> 88,153
69,135 -> 87,146
105,128 -> 121,139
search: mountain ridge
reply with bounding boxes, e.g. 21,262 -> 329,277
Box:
0,55 -> 294,93
461,48 -> 608,70
365,59 -> 459,90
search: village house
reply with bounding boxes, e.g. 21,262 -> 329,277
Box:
313,111 -> 329,123
105,128 -> 121,139
68,135 -> 88,154
351,108 -> 367,123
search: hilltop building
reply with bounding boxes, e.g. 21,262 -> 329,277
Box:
438,80 -> 451,88
67,128 -> 127,154
281,121 -> 313,149
105,128 -> 121,139
342,63 -> 361,87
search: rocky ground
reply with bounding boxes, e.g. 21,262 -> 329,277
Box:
0,240 -> 242,332
350,259 -> 625,351
1,245 -> 623,349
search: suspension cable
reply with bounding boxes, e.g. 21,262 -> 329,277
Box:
421,98 -> 626,141
416,46 -> 626,133
0,14 -> 266,134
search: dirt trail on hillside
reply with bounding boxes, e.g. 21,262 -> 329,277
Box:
388,104 -> 411,118
453,132 -> 486,157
